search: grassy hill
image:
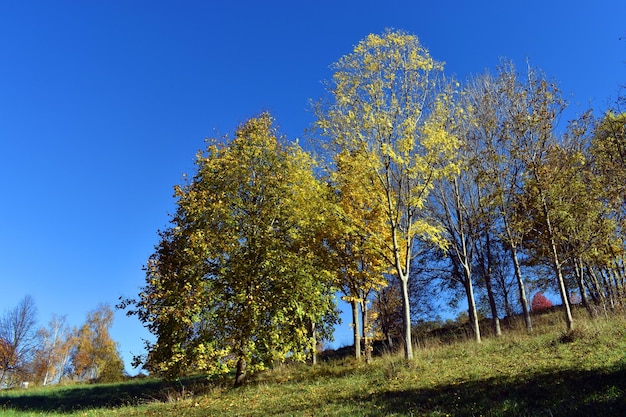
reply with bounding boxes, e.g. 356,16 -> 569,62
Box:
2,309 -> 625,416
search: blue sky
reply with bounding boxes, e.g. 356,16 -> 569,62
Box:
1,1 -> 624,374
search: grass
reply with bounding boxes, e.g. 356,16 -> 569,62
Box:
2,309 -> 626,416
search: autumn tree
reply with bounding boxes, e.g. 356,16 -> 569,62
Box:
590,111 -> 626,208
503,64 -> 577,330
31,315 -> 72,385
589,111 -> 626,309
123,113 -> 338,386
525,112 -> 625,316
590,112 -> 626,266
531,292 -> 553,311
325,148 -> 390,361
371,275 -> 405,348
461,62 -> 575,331
0,338 -> 12,386
69,305 -> 124,382
316,30 -> 459,360
0,295 -> 38,387
460,64 -> 535,332
428,86 -> 487,342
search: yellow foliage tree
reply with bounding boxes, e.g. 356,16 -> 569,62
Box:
69,305 -> 124,382
31,315 -> 72,385
316,30 -> 460,359
326,148 -> 390,361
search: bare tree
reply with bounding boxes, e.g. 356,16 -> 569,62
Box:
0,295 -> 38,386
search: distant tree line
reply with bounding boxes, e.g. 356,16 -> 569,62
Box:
122,30 -> 626,386
0,296 -> 124,388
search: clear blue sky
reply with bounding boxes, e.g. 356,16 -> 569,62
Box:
1,1 -> 624,374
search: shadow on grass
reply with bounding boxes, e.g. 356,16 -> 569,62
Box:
0,377 -> 209,413
363,365 -> 626,417
2,366 -> 625,416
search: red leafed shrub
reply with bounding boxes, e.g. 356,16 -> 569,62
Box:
531,292 -> 553,311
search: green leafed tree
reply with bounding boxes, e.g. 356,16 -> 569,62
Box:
124,113 -> 337,386
316,30 -> 460,360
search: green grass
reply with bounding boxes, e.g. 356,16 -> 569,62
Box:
2,310 -> 626,416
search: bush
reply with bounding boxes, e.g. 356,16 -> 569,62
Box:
531,292 -> 553,311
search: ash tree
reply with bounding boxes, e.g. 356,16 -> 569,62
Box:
123,113 -> 337,386
325,148 -> 390,361
316,30 -> 460,360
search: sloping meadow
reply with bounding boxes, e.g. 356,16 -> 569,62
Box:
2,310 -> 625,416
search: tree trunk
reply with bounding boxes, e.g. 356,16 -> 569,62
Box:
350,299 -> 361,360
234,356 -> 247,387
481,232 -> 501,337
400,276 -> 414,360
575,258 -> 594,318
310,321 -> 317,366
600,269 -> 615,310
361,300 -> 372,364
607,267 -> 623,307
609,246 -> 626,301
464,270 -> 481,343
542,199 -> 574,331
494,265 -> 514,317
510,243 -> 532,332
483,273 -> 501,337
611,267 -> 625,305
587,266 -> 604,305
375,290 -> 394,349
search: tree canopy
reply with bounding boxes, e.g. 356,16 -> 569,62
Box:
125,113 -> 338,385
316,29 -> 460,359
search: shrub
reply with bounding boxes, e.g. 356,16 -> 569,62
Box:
531,292 -> 553,311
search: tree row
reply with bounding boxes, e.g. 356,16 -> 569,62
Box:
0,296 -> 125,387
122,30 -> 626,385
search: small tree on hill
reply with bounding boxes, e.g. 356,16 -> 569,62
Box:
0,295 -> 38,387
123,113 -> 338,386
531,292 -> 553,311
69,305 -> 124,383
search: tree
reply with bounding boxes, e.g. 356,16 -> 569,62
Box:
531,292 -> 553,311
316,30 -> 459,360
590,111 -> 626,207
429,86 -> 485,342
0,338 -> 11,385
326,148 -> 390,361
509,65 -> 575,330
371,277 -> 403,348
461,64 -> 535,332
539,123 -> 618,317
31,315 -> 72,385
0,295 -> 38,387
464,62 -> 573,331
123,113 -> 338,386
69,305 -> 124,382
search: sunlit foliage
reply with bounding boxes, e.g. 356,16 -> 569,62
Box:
125,113 -> 337,385
316,29 -> 460,359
